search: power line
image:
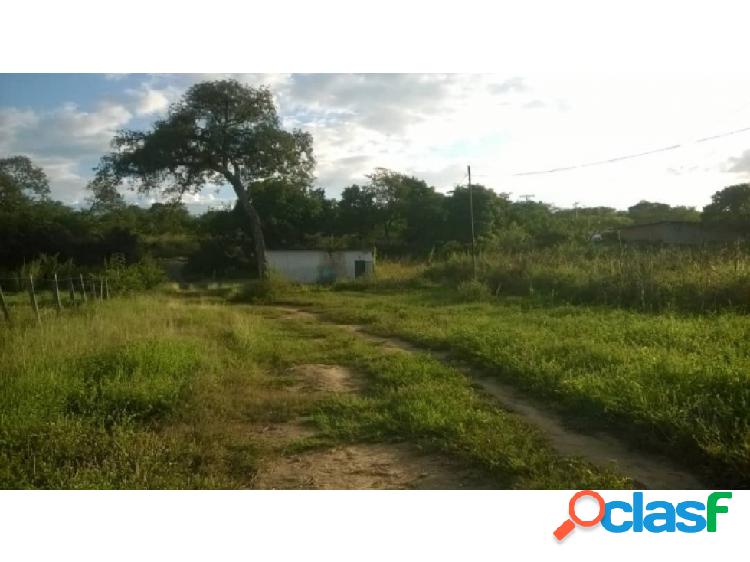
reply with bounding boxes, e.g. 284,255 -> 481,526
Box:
511,124 -> 750,177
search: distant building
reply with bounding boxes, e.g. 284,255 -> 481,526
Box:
612,221 -> 741,245
266,249 -> 375,283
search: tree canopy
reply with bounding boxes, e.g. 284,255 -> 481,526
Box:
91,79 -> 315,277
0,155 -> 51,209
627,200 -> 700,224
702,184 -> 750,231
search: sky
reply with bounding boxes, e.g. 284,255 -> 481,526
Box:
2,72 -> 750,213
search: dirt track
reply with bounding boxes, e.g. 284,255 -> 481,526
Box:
271,306 -> 704,489
252,356 -> 489,489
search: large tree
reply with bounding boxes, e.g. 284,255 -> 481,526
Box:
90,79 -> 315,277
0,155 -> 51,209
702,184 -> 750,231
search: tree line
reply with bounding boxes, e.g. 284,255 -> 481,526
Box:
3,79 -> 750,278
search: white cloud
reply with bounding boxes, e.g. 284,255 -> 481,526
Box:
125,81 -> 185,116
0,101 -> 132,203
270,74 -> 750,208
5,73 -> 750,209
726,149 -> 750,175
132,88 -> 170,115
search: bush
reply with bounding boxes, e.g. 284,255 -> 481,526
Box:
104,254 -> 166,293
232,274 -> 292,304
456,279 -> 492,301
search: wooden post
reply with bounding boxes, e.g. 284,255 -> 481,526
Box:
99,277 -> 104,302
90,279 -> 96,301
53,273 -> 63,314
28,275 -> 41,325
0,285 -> 10,324
105,278 -> 110,300
68,278 -> 76,305
79,274 -> 88,303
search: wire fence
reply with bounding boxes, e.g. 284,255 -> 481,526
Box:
0,273 -> 112,327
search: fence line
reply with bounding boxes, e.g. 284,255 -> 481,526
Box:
0,273 -> 113,328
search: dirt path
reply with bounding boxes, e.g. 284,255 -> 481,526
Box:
251,339 -> 490,489
256,443 -> 491,489
272,306 -> 703,489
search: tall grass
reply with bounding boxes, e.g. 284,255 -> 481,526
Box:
424,243 -> 750,313
0,298 -> 207,488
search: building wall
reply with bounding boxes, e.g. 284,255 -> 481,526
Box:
618,223 -> 739,245
266,250 -> 375,283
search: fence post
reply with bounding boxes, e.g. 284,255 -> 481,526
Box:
68,278 -> 76,305
90,279 -> 96,302
105,277 -> 110,300
99,277 -> 104,302
0,285 -> 10,325
79,274 -> 88,304
53,273 -> 63,314
28,275 -> 41,325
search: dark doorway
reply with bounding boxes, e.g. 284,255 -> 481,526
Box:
354,260 -> 367,278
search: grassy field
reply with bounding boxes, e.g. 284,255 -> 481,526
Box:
425,243 -> 750,313
4,250 -> 749,489
284,264 -> 750,487
0,287 -> 629,489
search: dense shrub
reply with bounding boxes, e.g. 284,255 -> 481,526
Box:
104,254 -> 166,293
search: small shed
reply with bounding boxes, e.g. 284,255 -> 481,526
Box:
266,249 -> 375,283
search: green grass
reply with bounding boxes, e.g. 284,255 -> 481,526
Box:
287,281 -> 750,487
0,288 -> 629,489
423,244 -> 750,313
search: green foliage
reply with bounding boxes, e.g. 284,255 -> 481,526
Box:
104,254 -> 166,293
0,155 -> 50,209
90,79 -> 316,277
628,200 -> 700,224
702,183 -> 750,231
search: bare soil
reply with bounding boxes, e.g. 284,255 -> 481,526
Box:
286,363 -> 364,393
255,443 -> 491,489
241,329 -> 485,489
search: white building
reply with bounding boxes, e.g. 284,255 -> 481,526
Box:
266,249 -> 375,283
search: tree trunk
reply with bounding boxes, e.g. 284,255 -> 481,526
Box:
233,184 -> 268,279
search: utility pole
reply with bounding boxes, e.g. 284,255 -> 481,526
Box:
467,164 -> 477,280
